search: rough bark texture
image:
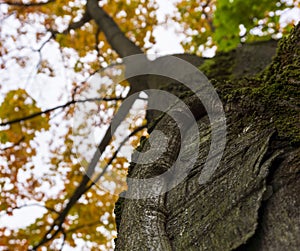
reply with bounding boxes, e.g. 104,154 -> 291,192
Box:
115,24 -> 300,250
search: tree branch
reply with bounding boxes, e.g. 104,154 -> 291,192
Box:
86,0 -> 142,58
50,11 -> 92,36
0,0 -> 55,7
66,221 -> 100,233
202,0 -> 216,33
0,136 -> 24,151
10,2 -> 150,249
59,229 -> 67,251
95,25 -> 101,58
30,124 -> 147,250
84,123 -> 147,192
0,203 -> 59,216
75,2 -> 150,208
0,97 -> 123,127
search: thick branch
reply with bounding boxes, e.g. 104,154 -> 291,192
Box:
86,0 -> 142,57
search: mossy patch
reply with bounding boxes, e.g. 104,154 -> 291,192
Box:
250,24 -> 300,144
219,24 -> 300,145
199,51 -> 236,81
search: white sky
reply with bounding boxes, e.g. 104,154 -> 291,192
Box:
148,0 -> 184,55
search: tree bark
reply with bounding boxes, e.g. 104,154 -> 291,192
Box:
114,24 -> 300,250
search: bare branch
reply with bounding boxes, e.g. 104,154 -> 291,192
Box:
202,0 -> 216,33
0,203 -> 59,217
30,124 -> 147,250
47,10 -> 92,39
50,11 -> 92,37
0,0 -> 55,7
66,221 -> 99,233
95,26 -> 101,58
82,2 -> 150,184
66,12 -> 92,33
85,124 -> 147,192
34,33 -> 53,53
0,97 -> 123,127
86,0 -> 142,58
59,230 -> 67,251
0,136 -> 24,151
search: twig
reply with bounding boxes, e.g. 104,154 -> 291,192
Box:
0,136 -> 24,151
0,0 -> 55,7
66,221 -> 99,233
50,11 -> 92,37
84,124 -> 147,192
59,229 -> 66,251
95,26 -> 101,58
0,203 -> 59,217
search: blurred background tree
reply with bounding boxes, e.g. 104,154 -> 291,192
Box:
0,0 -> 298,250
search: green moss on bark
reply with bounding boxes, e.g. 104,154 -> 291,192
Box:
259,25 -> 299,143
248,25 -> 300,144
208,25 -> 300,145
199,51 -> 236,81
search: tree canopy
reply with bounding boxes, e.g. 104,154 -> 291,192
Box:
0,0 -> 299,250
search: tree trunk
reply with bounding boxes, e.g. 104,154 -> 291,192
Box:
114,24 -> 300,250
